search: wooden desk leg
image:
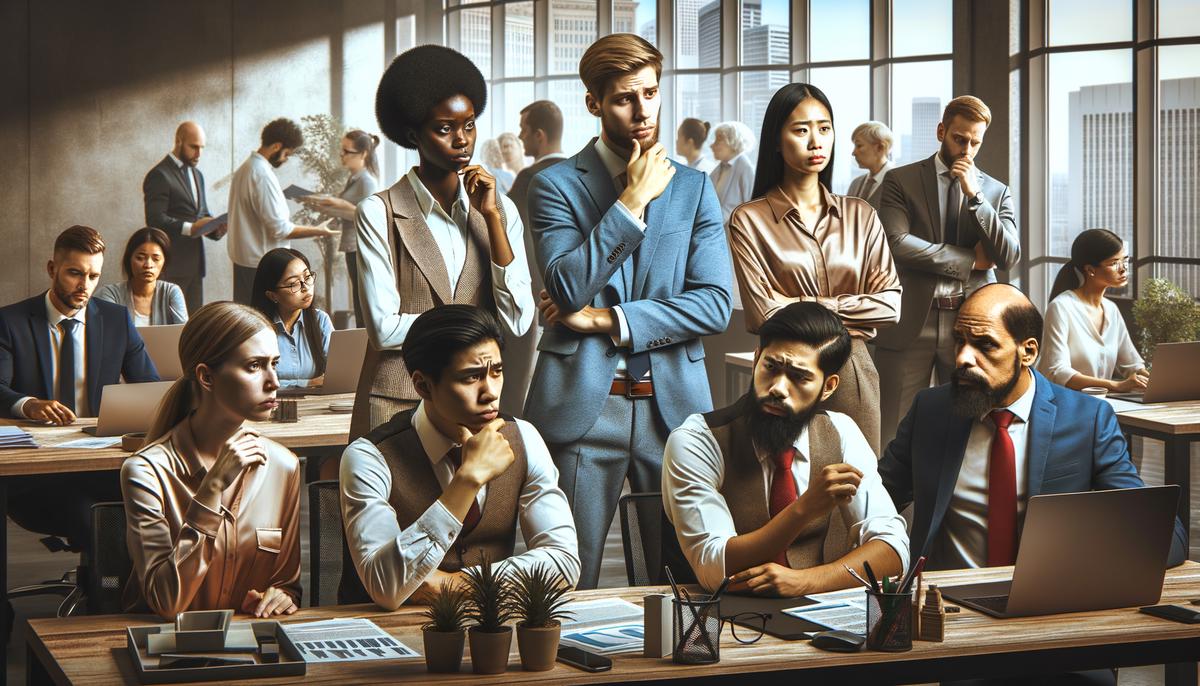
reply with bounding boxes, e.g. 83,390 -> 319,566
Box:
25,642 -> 51,686
1,478 -> 8,686
1165,661 -> 1199,686
1163,438 -> 1193,547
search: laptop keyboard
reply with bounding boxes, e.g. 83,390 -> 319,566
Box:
968,595 -> 1009,613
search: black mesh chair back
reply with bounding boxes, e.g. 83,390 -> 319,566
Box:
618,492 -> 695,587
308,480 -> 344,607
88,501 -> 130,615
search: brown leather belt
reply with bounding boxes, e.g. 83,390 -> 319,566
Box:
933,294 -> 966,310
610,379 -> 654,398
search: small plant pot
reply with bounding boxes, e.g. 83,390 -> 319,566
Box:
422,629 -> 466,673
516,623 -> 561,671
468,626 -> 513,675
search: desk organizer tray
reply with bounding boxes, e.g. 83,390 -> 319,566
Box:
126,620 -> 306,683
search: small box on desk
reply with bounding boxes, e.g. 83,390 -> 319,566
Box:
126,620 -> 306,683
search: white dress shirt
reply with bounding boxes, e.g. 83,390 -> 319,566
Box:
353,168 -> 534,351
1039,290 -> 1145,386
932,369 -> 1036,569
339,402 -> 580,610
687,154 -> 718,175
167,153 -> 203,237
12,293 -> 88,418
226,152 -> 295,268
710,153 -> 755,225
662,410 -> 910,592
932,154 -> 981,299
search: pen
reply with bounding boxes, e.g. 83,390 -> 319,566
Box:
898,556 -> 927,595
843,564 -> 874,590
863,560 -> 881,594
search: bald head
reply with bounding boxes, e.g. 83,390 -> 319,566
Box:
173,121 -> 206,166
959,283 -> 1043,348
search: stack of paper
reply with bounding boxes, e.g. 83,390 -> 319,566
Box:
0,426 -> 37,449
280,618 -> 418,663
558,598 -> 645,655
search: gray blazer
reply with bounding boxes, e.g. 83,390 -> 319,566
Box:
93,280 -> 188,326
337,169 -> 381,253
873,154 -> 1019,350
846,162 -> 892,209
524,140 -> 733,444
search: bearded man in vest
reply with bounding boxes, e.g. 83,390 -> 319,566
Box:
339,305 -> 579,609
663,302 -> 908,595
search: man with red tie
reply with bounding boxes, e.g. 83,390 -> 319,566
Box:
879,283 -> 1188,573
662,302 -> 908,595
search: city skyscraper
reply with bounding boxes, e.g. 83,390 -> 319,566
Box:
907,96 -> 941,163
697,0 -> 721,69
1156,77 -> 1200,297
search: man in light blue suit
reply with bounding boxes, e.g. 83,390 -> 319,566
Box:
524,33 -> 733,588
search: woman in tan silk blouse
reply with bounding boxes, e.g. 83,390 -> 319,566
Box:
121,302 -> 301,619
729,83 -> 900,455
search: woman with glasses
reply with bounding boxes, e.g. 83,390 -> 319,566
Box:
95,227 -> 188,325
250,248 -> 332,389
1040,228 -> 1148,393
304,130 -> 380,326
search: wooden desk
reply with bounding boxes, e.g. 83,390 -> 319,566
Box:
24,565 -> 1200,685
1116,400 -> 1200,526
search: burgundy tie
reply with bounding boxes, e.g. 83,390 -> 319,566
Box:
769,448 -> 798,567
446,446 -> 482,536
986,410 -> 1018,566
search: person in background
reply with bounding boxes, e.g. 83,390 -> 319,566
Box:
339,305 -> 579,609
729,83 -> 900,456
675,118 -> 716,174
709,121 -> 757,225
846,121 -> 895,209
143,121 -> 225,314
498,131 -> 527,177
1039,228 -> 1147,393
226,118 -> 339,305
122,302 -> 301,619
250,248 -> 331,389
479,138 -> 514,194
95,227 -> 188,326
305,129 -> 382,327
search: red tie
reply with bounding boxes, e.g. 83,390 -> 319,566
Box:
986,410 -> 1018,566
769,448 -> 799,567
446,447 -> 482,536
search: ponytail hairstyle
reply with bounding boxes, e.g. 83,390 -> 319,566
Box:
678,118 -> 711,150
1048,228 -> 1125,302
144,302 -> 273,443
250,248 -> 327,377
344,129 -> 380,180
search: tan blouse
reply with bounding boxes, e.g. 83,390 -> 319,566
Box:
729,185 -> 902,337
120,423 -> 302,618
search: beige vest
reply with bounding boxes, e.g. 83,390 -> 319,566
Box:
367,408 -> 526,572
704,396 -> 852,568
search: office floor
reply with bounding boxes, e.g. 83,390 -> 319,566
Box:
5,440 -> 1196,684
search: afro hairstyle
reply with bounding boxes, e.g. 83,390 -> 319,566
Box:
375,45 -> 488,149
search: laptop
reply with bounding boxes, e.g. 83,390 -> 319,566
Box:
83,381 -> 176,437
940,485 -> 1179,618
138,324 -> 184,381
277,327 -> 368,397
1109,341 -> 1200,403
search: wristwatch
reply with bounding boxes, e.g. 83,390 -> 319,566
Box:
967,191 -> 985,209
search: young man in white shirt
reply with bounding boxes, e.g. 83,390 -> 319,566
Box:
339,304 -> 579,609
663,301 -> 908,594
226,118 -> 338,304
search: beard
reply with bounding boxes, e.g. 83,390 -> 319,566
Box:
745,392 -> 820,458
268,150 -> 287,168
950,352 -> 1023,420
52,280 -> 88,313
602,119 -> 658,152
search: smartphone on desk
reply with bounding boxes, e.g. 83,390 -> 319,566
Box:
557,646 -> 612,672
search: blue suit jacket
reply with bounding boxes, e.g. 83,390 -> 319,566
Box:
878,370 -> 1187,568
523,140 -> 733,444
0,293 -> 160,417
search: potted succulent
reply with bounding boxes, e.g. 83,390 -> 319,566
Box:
420,580 -> 470,673
1132,278 -> 1200,364
510,563 -> 575,671
463,555 -> 517,675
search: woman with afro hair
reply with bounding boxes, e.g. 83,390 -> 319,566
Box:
348,45 -> 535,439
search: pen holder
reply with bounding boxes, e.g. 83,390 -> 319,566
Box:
865,590 -> 913,652
271,399 -> 298,423
672,595 -> 721,665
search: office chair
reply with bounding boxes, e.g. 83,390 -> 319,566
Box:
308,480 -> 344,607
617,492 -> 695,587
87,502 -> 130,615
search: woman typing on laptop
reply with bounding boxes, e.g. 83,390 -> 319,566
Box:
250,247 -> 332,389
121,302 -> 301,620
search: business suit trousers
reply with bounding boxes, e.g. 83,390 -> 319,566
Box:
345,251 -> 363,327
175,272 -> 204,315
875,307 -> 958,448
821,338 -> 881,456
550,392 -> 669,590
502,325 -> 541,418
233,264 -> 257,305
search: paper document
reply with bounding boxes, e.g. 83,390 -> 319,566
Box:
283,184 -> 318,200
57,436 -> 122,449
0,426 -> 37,448
1105,397 -> 1168,414
280,618 -> 418,663
194,214 -> 227,237
558,597 -> 644,655
783,588 -> 868,635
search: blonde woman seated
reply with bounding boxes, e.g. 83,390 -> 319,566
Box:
121,301 -> 301,619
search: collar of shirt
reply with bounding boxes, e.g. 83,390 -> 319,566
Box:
272,312 -> 304,340
405,167 -> 469,222
412,401 -> 459,470
933,153 -> 980,186
44,291 -> 86,329
763,184 -> 843,227
168,152 -> 188,172
593,137 -> 630,183
978,368 -> 1037,425
688,154 -> 712,169
533,151 -> 568,165
870,161 -> 893,186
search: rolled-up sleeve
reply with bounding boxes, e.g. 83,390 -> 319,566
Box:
251,166 -> 295,240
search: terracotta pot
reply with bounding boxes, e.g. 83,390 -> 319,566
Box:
516,623 -> 561,671
422,629 -> 465,673
468,626 -> 512,674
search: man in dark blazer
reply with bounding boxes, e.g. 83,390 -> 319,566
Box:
0,225 -> 159,550
878,284 -> 1187,574
143,121 -> 226,313
874,96 -> 1020,446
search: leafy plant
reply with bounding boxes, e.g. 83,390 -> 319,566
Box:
1132,278 -> 1200,364
291,113 -> 351,309
421,580 -> 471,633
509,564 -> 575,629
462,554 -> 518,632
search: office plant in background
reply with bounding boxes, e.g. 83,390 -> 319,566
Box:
420,581 -> 470,673
1132,278 -> 1200,365
510,563 -> 575,672
292,113 -> 349,315
463,554 -> 517,674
